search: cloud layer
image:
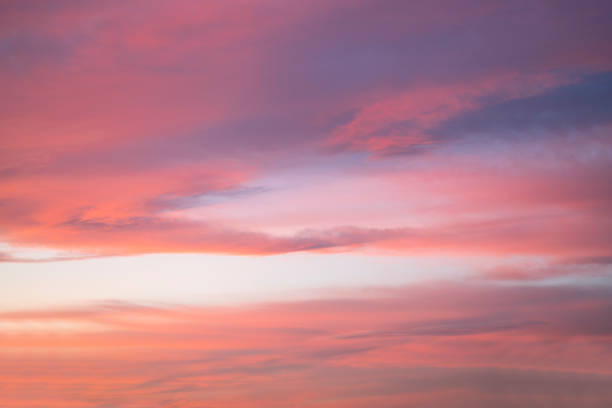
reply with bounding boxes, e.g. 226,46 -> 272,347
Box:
1,0 -> 612,267
1,280 -> 612,407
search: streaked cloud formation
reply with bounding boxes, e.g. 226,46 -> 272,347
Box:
1,281 -> 612,407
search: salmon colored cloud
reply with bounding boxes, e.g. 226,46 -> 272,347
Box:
1,281 -> 612,407
1,0 -> 611,269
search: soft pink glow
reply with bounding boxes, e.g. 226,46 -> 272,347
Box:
1,1 -> 611,406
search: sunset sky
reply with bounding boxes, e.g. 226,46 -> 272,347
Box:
1,1 -> 612,407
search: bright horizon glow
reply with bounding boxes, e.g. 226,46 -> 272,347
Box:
0,251 -> 488,310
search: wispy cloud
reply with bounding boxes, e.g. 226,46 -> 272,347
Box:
1,281 -> 612,407
1,0 -> 611,271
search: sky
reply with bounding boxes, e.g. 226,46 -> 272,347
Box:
1,0 -> 611,406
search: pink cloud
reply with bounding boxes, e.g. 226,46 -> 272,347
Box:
1,281 -> 612,407
1,0 -> 611,269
